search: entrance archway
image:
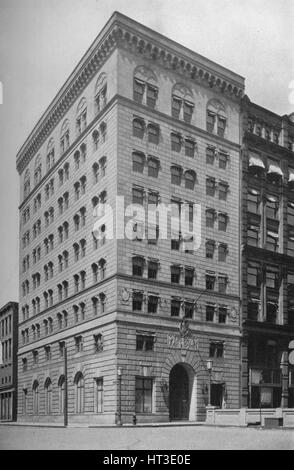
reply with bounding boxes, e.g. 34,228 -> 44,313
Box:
169,363 -> 194,421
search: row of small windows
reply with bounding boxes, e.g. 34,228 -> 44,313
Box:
132,67 -> 227,136
21,374 -> 103,415
22,158 -> 107,229
23,72 -> 107,195
131,257 -> 229,292
21,293 -> 106,332
131,289 -> 229,324
23,257 -> 107,302
23,213 -> 107,273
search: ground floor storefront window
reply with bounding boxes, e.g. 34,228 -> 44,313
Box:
0,392 -> 12,420
135,377 -> 152,413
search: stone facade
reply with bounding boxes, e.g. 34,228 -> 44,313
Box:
16,12 -> 246,424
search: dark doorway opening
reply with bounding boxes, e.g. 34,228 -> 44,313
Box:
169,364 -> 190,420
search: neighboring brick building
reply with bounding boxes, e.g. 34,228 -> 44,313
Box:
0,301 -> 18,421
241,97 -> 294,409
16,12 -> 245,424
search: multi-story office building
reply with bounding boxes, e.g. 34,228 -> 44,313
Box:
16,12 -> 244,424
241,97 -> 294,409
0,301 -> 18,421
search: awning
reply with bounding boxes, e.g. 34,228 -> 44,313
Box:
268,163 -> 283,177
249,155 -> 265,169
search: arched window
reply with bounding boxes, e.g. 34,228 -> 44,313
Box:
171,83 -> 194,123
206,99 -> 227,137
60,119 -> 70,154
34,155 -> 42,185
58,375 -> 65,414
133,65 -> 158,108
94,73 -> 107,114
74,372 -> 85,413
46,138 -> 55,171
76,97 -> 87,135
24,169 -> 30,199
44,377 -> 52,414
185,170 -> 196,190
32,380 -> 39,415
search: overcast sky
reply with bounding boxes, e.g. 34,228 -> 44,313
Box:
0,0 -> 293,307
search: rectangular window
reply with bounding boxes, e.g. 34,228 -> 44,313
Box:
209,342 -> 224,358
206,240 -> 215,259
219,182 -> 228,201
248,265 -> 260,287
217,117 -> 226,137
206,305 -> 215,322
218,307 -> 227,324
136,334 -> 155,351
133,79 -> 145,103
219,152 -> 228,169
148,261 -> 158,279
207,111 -> 216,133
171,266 -> 181,284
266,231 -> 279,252
184,268 -> 194,286
171,298 -> 181,317
184,302 -> 194,319
133,292 -> 143,311
218,243 -> 227,262
266,196 -> 279,220
148,295 -> 158,314
183,101 -> 193,123
135,378 -> 152,413
171,133 -> 182,152
206,177 -> 216,197
206,209 -> 215,228
172,96 -> 181,119
206,147 -> 215,165
146,85 -> 158,108
185,139 -> 195,157
132,187 -> 144,205
248,189 -> 260,214
247,224 -> 260,247
218,275 -> 228,294
206,273 -> 216,291
287,202 -> 294,226
218,213 -> 228,231
95,378 -> 103,413
148,124 -> 159,144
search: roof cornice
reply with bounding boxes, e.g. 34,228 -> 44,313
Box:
16,11 -> 245,174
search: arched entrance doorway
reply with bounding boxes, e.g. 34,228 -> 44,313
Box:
169,363 -> 193,421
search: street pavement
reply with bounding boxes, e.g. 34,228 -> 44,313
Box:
0,423 -> 293,450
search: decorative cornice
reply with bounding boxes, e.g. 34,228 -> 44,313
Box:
16,12 -> 245,174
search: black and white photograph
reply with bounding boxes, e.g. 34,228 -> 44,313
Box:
0,0 -> 294,452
